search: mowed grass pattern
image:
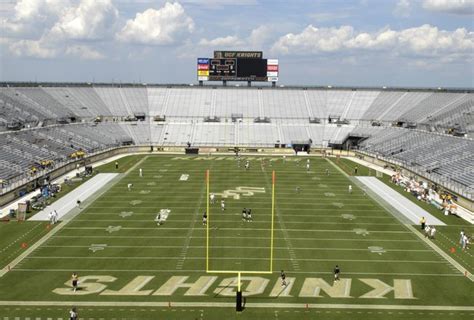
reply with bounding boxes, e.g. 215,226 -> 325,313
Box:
0,155 -> 472,320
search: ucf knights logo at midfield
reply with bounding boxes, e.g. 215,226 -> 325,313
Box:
214,186 -> 266,200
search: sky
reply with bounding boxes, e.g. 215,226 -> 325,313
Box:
0,0 -> 473,88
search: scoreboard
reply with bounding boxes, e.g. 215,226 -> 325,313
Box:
197,51 -> 278,82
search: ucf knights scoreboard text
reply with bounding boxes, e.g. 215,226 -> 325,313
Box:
197,51 -> 279,82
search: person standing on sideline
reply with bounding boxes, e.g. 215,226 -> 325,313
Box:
76,200 -> 81,209
430,226 -> 436,239
53,210 -> 59,224
139,168 -> 143,177
420,217 -> 426,230
424,225 -> 431,238
461,234 -> 468,251
334,265 -> 340,281
460,230 -> 465,248
48,211 -> 54,225
115,161 -> 118,170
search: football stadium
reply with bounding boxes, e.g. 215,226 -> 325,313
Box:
1,1 -> 473,320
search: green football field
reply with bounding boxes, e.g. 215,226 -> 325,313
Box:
0,155 -> 473,320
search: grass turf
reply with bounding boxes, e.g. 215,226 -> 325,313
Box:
0,155 -> 472,320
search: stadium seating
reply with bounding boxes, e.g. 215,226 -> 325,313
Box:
0,84 -> 472,200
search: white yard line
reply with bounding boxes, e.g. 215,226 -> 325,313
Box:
61,227 -> 411,233
0,301 -> 472,311
11,268 -> 462,277
51,235 -> 421,242
24,256 -> 445,263
40,245 -> 433,252
80,210 -> 392,215
82,208 -> 386,213
72,219 -> 402,226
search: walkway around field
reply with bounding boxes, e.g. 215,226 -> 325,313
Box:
356,177 -> 445,226
29,173 -> 118,221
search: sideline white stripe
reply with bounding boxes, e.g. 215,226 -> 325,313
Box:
0,300 -> 472,311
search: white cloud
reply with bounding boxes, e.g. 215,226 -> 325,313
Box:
181,0 -> 257,7
3,0 -> 116,59
271,25 -> 354,54
117,2 -> 194,45
2,0 -> 68,36
66,45 -> 105,60
49,0 -> 119,40
188,24 -> 276,57
422,0 -> 474,15
394,0 -> 411,17
199,36 -> 244,47
248,25 -> 274,48
309,12 -> 351,22
9,38 -> 58,58
271,24 -> 474,62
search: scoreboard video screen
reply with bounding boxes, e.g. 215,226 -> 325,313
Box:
208,59 -> 237,80
208,58 -> 267,81
197,51 -> 278,82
